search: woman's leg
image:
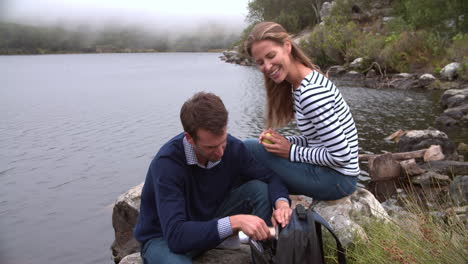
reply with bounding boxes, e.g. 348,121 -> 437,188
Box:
243,138 -> 357,200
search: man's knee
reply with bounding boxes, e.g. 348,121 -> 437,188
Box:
243,180 -> 268,198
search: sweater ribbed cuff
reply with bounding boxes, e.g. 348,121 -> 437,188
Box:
217,217 -> 233,240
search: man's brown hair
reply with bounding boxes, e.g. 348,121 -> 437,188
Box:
180,92 -> 228,140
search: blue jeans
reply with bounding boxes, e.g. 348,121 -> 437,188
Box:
141,180 -> 271,264
243,138 -> 357,200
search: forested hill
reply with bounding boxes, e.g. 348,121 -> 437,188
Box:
0,21 -> 241,54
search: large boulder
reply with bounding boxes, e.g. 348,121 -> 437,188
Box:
112,186 -> 388,261
111,183 -> 253,264
388,73 -> 418,90
111,183 -> 143,263
397,129 -> 458,160
439,88 -> 468,109
313,188 -> 390,246
320,2 -> 336,20
435,88 -> 468,132
449,175 -> 468,206
119,246 -> 252,264
418,73 -> 436,88
440,62 -> 461,81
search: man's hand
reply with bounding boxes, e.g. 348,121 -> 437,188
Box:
259,129 -> 291,159
230,215 -> 271,241
272,200 -> 292,228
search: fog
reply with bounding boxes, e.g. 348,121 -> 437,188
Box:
1,0 -> 250,52
2,0 -> 248,32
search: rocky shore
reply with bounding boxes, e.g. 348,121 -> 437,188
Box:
110,126 -> 468,263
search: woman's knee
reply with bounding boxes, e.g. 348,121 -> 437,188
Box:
243,138 -> 261,153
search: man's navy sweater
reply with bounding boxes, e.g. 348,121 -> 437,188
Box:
133,133 -> 289,254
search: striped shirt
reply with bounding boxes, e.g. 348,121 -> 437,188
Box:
287,71 -> 360,176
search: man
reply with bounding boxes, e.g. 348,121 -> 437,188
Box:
134,92 -> 292,264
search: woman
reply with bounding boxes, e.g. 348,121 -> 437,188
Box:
243,22 -> 360,201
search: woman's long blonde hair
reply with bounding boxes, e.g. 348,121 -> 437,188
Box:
244,22 -> 319,129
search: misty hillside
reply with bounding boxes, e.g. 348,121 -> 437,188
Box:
0,21 -> 241,54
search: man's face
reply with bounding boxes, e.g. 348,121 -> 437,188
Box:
186,127 -> 227,164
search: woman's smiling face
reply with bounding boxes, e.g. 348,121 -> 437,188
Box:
250,39 -> 292,84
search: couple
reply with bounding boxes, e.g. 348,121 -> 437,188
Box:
134,22 -> 360,264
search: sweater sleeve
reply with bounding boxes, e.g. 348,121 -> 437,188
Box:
153,159 -> 222,254
290,86 -> 354,167
285,135 -> 308,146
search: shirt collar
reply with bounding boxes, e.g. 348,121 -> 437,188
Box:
183,136 -> 221,169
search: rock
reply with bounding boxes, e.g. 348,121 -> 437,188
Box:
314,188 -> 390,246
350,58 -> 363,69
380,198 -> 421,233
400,159 -> 426,176
111,183 -> 144,263
327,65 -> 347,77
221,50 -> 255,66
434,115 -> 459,130
366,69 -> 377,78
423,145 -> 445,162
458,143 -> 468,153
410,171 -> 451,186
112,184 -> 389,261
292,30 -> 313,45
119,246 -> 252,264
119,253 -> 142,264
193,246 -> 252,264
421,160 -> 468,177
382,16 -> 395,23
440,88 -> 468,109
418,74 -> 436,87
397,129 -> 458,160
331,71 -> 365,87
435,103 -> 468,132
320,2 -> 335,20
384,129 -> 406,142
111,183 -> 253,264
343,71 -> 364,80
388,73 -> 417,90
449,175 -> 468,206
440,62 -> 461,81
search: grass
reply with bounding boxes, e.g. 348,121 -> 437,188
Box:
322,186 -> 467,264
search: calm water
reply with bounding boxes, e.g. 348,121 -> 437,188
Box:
0,53 -> 441,264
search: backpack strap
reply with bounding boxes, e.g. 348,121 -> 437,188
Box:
312,211 -> 347,264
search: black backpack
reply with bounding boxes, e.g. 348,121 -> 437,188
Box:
249,204 -> 347,264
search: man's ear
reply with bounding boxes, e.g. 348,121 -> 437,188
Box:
184,132 -> 195,145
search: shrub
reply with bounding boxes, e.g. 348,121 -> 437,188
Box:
302,17 -> 360,67
346,32 -> 386,69
323,188 -> 467,264
378,30 -> 448,73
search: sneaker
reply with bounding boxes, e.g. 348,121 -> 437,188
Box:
216,235 -> 240,250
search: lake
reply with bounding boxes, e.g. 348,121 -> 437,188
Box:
0,53 -> 441,263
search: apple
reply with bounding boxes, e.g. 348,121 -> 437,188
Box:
262,133 -> 274,144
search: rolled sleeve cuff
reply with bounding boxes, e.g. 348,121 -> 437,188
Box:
275,197 -> 290,208
217,216 -> 233,240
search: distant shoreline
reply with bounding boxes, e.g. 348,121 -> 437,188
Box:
0,49 -> 225,55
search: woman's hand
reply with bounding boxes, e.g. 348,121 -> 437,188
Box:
259,129 -> 291,159
271,200 -> 292,228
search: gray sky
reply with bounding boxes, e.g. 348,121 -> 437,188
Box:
2,0 -> 250,29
